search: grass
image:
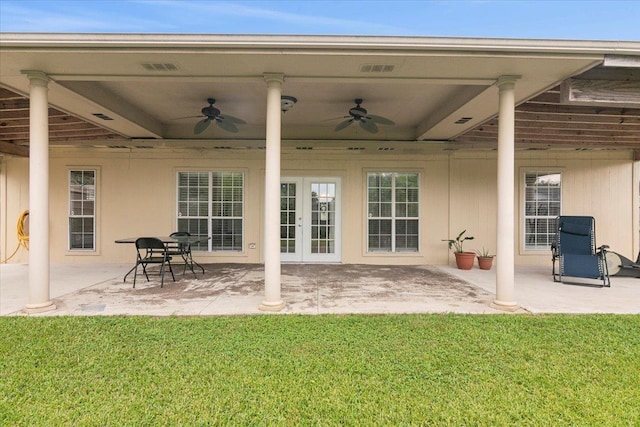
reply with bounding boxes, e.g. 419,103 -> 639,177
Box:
1,314 -> 639,426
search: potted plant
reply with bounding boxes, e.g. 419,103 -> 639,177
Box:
476,247 -> 495,270
442,230 -> 475,270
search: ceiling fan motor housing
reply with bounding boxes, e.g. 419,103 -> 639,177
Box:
349,105 -> 367,120
202,105 -> 221,118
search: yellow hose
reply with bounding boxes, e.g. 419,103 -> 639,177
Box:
0,210 -> 29,263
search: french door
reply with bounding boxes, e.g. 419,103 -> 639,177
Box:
280,177 -> 341,262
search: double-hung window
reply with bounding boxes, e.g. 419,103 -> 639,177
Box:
367,172 -> 419,253
523,171 -> 561,250
68,169 -> 96,251
177,171 -> 244,252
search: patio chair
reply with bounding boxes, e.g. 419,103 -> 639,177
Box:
133,237 -> 175,288
551,216 -> 610,287
166,231 -> 204,276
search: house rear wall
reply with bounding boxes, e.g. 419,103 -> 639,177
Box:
0,147 -> 636,266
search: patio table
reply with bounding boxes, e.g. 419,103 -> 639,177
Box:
115,236 -> 209,282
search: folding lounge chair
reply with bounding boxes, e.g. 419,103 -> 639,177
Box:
551,216 -> 610,287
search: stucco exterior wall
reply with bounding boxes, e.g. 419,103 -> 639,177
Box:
0,147 -> 635,267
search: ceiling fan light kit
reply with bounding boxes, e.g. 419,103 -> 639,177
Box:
281,95 -> 297,113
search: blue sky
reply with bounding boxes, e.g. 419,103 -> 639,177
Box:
1,0 -> 639,40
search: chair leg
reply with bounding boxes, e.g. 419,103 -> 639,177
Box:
183,251 -> 197,277
133,262 -> 138,288
167,258 -> 175,282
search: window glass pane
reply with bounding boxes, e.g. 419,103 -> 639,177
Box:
178,171 -> 244,252
524,172 -> 561,250
68,170 -> 96,251
367,172 -> 419,253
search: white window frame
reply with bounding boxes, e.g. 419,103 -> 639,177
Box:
522,170 -> 562,252
68,169 -> 97,252
366,171 -> 420,253
176,171 -> 245,252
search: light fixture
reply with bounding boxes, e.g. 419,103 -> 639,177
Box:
281,95 -> 297,113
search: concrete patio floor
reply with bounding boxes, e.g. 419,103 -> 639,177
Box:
1,263 -> 638,316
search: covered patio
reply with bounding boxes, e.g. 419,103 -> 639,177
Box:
2,263 -> 638,316
1,34 -> 638,316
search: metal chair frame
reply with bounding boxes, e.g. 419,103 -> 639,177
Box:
165,232 -> 205,276
551,216 -> 610,287
133,237 -> 175,288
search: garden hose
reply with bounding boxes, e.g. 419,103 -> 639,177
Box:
0,210 -> 29,263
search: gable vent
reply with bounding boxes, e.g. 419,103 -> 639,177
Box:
141,63 -> 179,72
360,64 -> 395,73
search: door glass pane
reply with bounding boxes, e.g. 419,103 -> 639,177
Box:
280,183 -> 297,253
310,182 -> 335,254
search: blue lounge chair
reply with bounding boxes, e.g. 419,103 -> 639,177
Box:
551,216 -> 610,287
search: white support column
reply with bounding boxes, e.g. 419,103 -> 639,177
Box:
492,75 -> 520,312
633,153 -> 640,259
260,73 -> 285,311
24,70 -> 56,313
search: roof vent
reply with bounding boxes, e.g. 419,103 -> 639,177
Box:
214,146 -> 233,150
92,113 -> 114,121
377,147 -> 394,151
108,145 -> 129,149
141,63 -> 179,72
296,146 -> 313,150
454,117 -> 473,124
360,64 -> 395,73
347,147 -> 365,151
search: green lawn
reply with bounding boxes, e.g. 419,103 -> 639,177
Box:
1,314 -> 639,426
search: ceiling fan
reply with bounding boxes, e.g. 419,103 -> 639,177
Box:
180,98 -> 246,134
334,99 -> 395,133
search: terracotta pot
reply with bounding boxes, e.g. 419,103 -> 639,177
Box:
454,251 -> 476,270
477,256 -> 494,270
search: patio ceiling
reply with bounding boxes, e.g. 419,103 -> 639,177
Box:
1,34 -> 639,155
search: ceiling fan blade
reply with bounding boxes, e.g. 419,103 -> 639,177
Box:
367,114 -> 395,126
322,115 -> 350,123
172,115 -> 204,120
360,119 -> 379,133
194,118 -> 211,134
219,114 -> 246,125
216,118 -> 239,133
335,119 -> 354,131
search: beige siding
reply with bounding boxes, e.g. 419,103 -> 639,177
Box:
1,157 -> 29,264
0,147 -> 635,267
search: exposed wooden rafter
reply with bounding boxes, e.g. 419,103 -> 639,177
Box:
0,87 -> 122,156
455,85 -> 640,149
